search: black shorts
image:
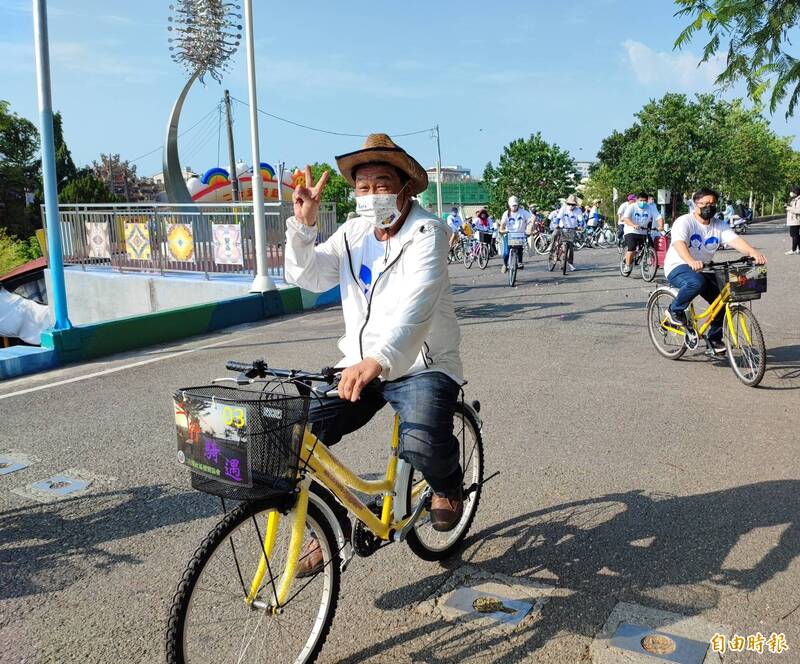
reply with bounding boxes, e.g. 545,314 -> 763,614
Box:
624,234 -> 646,251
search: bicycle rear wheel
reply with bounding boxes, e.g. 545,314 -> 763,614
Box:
406,402 -> 484,561
478,243 -> 489,270
647,289 -> 687,359
724,305 -> 766,387
166,499 -> 340,664
641,246 -> 657,282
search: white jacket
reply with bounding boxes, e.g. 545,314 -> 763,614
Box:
285,201 -> 463,383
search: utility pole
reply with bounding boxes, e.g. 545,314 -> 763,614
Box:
434,124 -> 443,219
243,0 -> 274,292
32,0 -> 70,329
276,161 -> 285,203
223,90 -> 239,202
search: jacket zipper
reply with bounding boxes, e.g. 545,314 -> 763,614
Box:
346,232 -> 407,360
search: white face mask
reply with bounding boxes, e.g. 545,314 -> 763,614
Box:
355,182 -> 408,229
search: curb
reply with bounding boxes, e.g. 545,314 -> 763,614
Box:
1,284 -> 339,380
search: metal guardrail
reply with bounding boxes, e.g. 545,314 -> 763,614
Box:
42,201 -> 338,279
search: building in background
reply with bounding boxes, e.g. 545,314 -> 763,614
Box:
419,165 -> 488,219
92,154 -> 162,202
425,165 -> 472,183
574,160 -> 595,182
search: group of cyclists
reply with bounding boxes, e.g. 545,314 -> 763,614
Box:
448,193 -> 624,275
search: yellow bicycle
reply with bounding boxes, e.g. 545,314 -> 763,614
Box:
166,360 -> 485,663
646,257 -> 767,387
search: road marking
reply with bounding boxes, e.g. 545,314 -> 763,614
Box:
0,310 -> 336,401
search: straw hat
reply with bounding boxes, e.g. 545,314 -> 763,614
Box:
565,194 -> 579,205
335,133 -> 429,195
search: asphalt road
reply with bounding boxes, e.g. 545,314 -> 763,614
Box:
1,219 -> 798,663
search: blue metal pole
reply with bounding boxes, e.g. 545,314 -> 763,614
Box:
32,0 -> 70,329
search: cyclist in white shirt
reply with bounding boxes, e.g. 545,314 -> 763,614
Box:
663,187 -> 766,354
617,194 -> 635,243
499,195 -> 532,273
447,206 -> 463,251
554,194 -> 583,271
621,191 -> 664,276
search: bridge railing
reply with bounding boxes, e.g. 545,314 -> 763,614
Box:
41,201 -> 338,279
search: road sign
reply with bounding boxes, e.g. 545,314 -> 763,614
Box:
658,189 -> 671,205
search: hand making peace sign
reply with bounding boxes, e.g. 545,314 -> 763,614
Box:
293,165 -> 330,227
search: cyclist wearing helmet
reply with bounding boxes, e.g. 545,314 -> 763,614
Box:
499,196 -> 532,274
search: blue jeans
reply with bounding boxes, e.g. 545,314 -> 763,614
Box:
308,371 -> 462,496
667,264 -> 724,342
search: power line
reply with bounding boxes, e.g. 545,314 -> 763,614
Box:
230,95 -> 433,138
128,104 -> 222,164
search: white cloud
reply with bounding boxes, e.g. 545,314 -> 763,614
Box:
622,39 -> 726,91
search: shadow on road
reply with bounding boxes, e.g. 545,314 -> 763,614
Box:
761,344 -> 800,390
352,482 -> 800,663
0,484 -> 220,600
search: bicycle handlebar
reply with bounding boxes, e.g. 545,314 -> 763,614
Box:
702,256 -> 756,271
225,359 -> 337,384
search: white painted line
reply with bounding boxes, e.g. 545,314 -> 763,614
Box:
0,310 -> 336,401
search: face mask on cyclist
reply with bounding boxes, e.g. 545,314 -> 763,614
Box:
637,201 -> 647,209
699,204 -> 717,220
356,182 -> 409,229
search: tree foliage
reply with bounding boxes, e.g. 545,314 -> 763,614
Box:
674,0 -> 800,117
59,169 -> 119,204
483,133 -> 578,216
590,93 -> 800,216
0,101 -> 41,238
309,162 -> 354,223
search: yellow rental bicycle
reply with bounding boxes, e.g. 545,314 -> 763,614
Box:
646,257 -> 767,387
166,359 -> 485,663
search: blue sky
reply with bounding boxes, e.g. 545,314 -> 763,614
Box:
1,0 -> 797,181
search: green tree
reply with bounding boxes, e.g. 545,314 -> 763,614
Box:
0,228 -> 41,275
59,169 -> 119,204
594,126 -> 641,172
52,112 -> 77,188
309,162 -> 354,223
581,164 -> 616,219
0,101 -> 41,239
674,0 -> 800,117
483,133 -> 578,217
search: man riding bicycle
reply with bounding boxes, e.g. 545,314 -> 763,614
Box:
663,187 -> 767,354
285,133 -> 465,574
447,206 -> 465,251
499,195 -> 532,274
621,191 -> 664,276
553,194 -> 583,272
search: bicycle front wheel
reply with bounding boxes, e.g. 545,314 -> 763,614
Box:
508,250 -> 518,286
166,499 -> 340,664
724,305 -> 766,387
641,246 -> 657,282
406,402 -> 484,561
463,247 -> 475,269
534,233 -> 550,255
478,243 -> 490,269
647,289 -> 687,360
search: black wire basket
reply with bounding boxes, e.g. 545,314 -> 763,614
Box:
715,264 -> 767,302
173,385 -> 309,501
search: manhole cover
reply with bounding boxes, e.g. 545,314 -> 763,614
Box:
443,587 -> 534,626
642,634 -> 677,655
610,623 -> 709,663
0,457 -> 31,475
29,475 -> 90,497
